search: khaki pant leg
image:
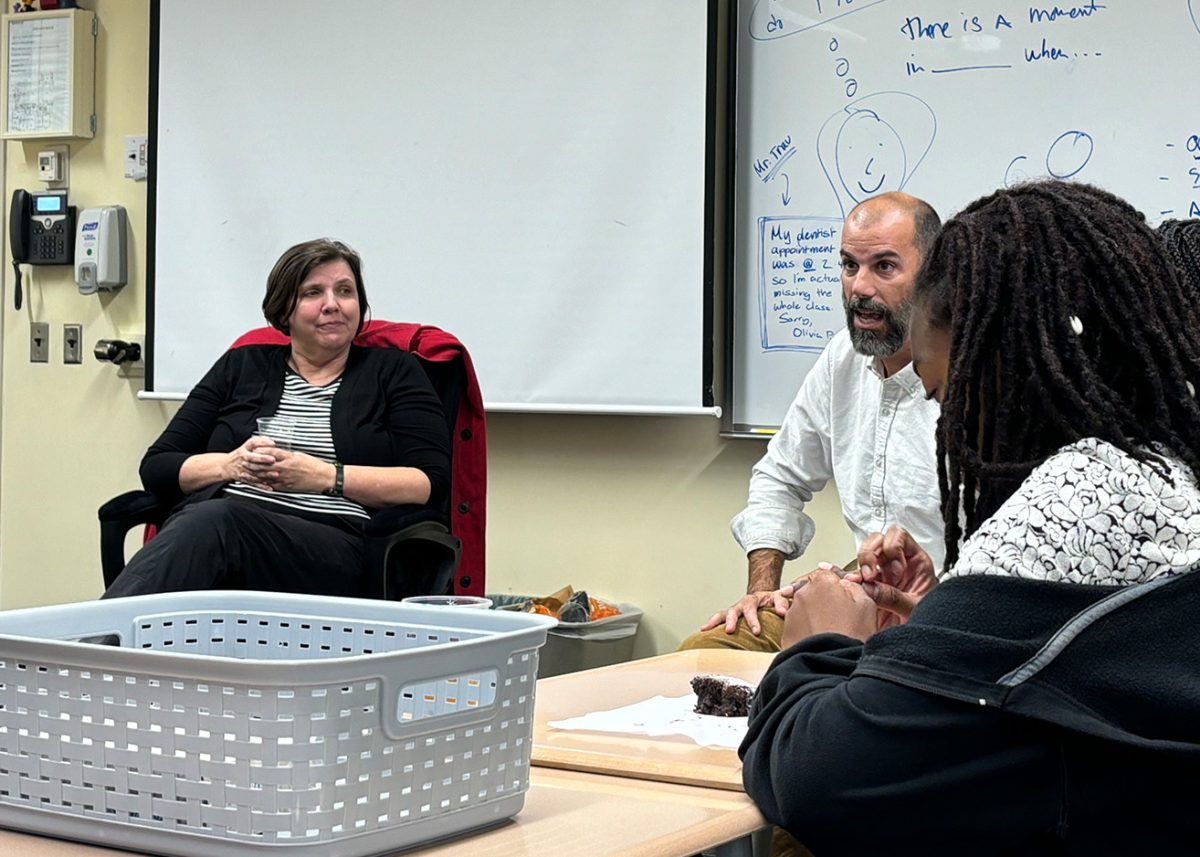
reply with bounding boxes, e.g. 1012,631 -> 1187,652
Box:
676,609 -> 784,654
772,826 -> 816,857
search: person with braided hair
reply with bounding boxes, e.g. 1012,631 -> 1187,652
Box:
1159,217 -> 1200,299
740,181 -> 1200,856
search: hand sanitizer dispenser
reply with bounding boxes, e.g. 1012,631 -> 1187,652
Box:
75,206 -> 128,294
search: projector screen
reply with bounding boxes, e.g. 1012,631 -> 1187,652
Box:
148,0 -> 718,414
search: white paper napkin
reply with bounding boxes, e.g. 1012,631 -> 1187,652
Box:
548,692 -> 749,749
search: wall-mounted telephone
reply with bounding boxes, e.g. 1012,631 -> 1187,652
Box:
9,189 -> 76,310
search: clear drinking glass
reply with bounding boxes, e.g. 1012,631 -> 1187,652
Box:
255,416 -> 295,450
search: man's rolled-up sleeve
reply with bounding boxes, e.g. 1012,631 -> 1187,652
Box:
730,348 -> 835,559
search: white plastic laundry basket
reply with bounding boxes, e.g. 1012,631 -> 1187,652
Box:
0,590 -> 556,857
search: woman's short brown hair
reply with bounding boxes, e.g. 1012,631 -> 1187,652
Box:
261,238 -> 370,335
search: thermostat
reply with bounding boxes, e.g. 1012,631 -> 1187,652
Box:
37,148 -> 65,183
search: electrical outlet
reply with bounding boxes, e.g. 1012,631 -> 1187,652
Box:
64,323 -> 83,364
30,322 -> 49,363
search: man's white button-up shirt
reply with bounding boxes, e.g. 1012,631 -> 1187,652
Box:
731,329 -> 946,574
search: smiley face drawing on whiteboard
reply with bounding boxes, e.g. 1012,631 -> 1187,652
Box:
817,91 -> 937,217
1190,0 -> 1200,35
836,110 -> 906,198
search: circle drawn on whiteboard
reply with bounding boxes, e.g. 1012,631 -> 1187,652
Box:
1046,131 -> 1094,179
1191,0 -> 1200,34
1004,155 -> 1034,188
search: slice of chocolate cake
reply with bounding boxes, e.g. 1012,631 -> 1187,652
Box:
691,674 -> 755,717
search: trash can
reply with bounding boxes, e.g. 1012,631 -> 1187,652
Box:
489,594 -> 643,678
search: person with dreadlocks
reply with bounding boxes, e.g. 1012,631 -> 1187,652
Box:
739,180 -> 1200,856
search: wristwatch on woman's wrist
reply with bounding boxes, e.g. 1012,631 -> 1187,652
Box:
324,462 -> 345,497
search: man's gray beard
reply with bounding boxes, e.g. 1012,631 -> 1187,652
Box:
844,298 -> 911,358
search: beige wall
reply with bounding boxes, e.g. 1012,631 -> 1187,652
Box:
0,1 -> 171,610
0,1 -> 854,654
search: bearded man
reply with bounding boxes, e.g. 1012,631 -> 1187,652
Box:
683,192 -> 945,651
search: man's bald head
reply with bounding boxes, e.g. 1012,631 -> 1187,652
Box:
839,192 -> 940,368
847,192 -> 941,260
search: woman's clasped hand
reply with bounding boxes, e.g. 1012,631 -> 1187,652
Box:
225,435 -> 337,494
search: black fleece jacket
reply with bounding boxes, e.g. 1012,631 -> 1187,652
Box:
740,572 -> 1200,856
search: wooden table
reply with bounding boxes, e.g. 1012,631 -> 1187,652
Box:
0,767 -> 767,857
532,648 -> 777,790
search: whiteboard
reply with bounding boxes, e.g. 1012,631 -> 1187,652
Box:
730,0 -> 1200,432
149,0 -> 716,414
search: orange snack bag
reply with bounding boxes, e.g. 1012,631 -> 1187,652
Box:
588,598 -> 621,620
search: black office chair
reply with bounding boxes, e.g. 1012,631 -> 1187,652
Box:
98,321 -> 484,601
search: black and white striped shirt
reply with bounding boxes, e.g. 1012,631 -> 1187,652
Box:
226,370 -> 369,519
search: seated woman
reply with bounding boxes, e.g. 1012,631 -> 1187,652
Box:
739,181 -> 1200,856
104,238 -> 451,599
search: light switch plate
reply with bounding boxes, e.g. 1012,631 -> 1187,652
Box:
30,322 -> 49,363
64,323 -> 83,364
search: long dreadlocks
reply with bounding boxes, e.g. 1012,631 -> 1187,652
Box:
915,181 -> 1200,569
